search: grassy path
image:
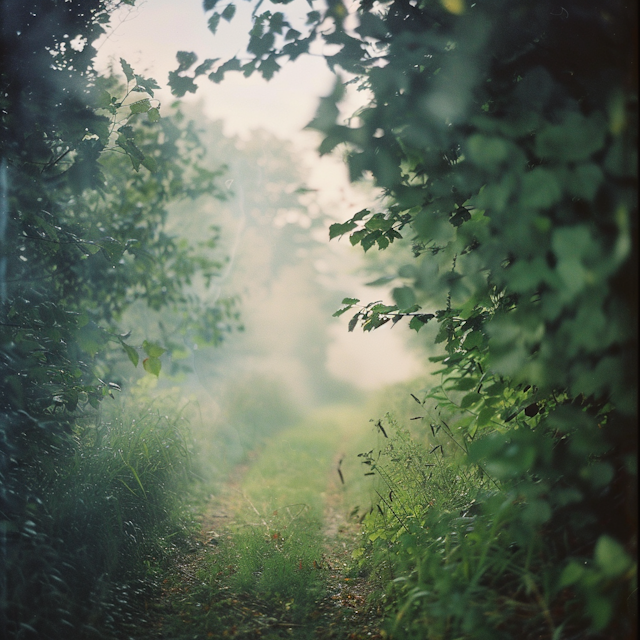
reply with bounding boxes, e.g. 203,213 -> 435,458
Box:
138,406 -> 384,639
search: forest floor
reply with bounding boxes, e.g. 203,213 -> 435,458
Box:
120,409 -> 386,640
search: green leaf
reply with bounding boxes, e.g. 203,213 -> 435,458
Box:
535,111 -> 607,162
285,28 -> 301,41
176,50 -> 198,72
168,71 -> 198,97
348,313 -> 360,332
520,168 -> 562,210
203,0 -> 219,10
460,392 -> 482,409
463,330 -> 484,350
332,306 -> 351,318
361,231 -> 381,252
342,298 -> 360,305
122,343 -> 139,367
567,163 -> 604,201
559,561 -> 586,588
365,213 -> 393,231
466,134 -> 512,170
129,98 -> 151,115
142,340 -> 167,358
120,57 -> 135,83
221,3 -> 236,21
349,229 -> 368,246
133,74 -> 160,97
143,356 -> 162,376
370,304 -> 397,314
366,275 -> 396,286
97,89 -> 112,109
595,535 -> 633,578
409,316 -> 428,332
208,13 -> 221,34
141,155 -> 158,173
476,406 -> 495,428
147,107 -> 160,123
259,56 -> 281,80
194,59 -> 217,76
392,286 -> 416,310
376,235 -> 389,250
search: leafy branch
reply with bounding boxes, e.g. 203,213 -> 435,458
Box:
333,296 -> 436,332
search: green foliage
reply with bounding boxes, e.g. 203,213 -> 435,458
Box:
355,414 -> 636,639
192,1 -> 637,637
3,388 -> 196,638
0,2 -> 237,635
2,38 -> 232,421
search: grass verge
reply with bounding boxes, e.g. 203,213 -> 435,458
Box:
4,384 -> 196,639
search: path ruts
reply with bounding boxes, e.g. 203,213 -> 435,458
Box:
131,411 -> 385,639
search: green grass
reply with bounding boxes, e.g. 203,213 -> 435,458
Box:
226,418 -> 341,615
158,405 -> 379,639
4,385 -> 197,639
350,411 -> 628,640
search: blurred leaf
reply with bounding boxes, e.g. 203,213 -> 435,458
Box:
392,286 -> 415,310
142,356 -> 162,376
221,3 -> 236,21
595,535 -> 633,578
142,340 -> 167,358
208,13 -> 221,34
559,561 -> 585,587
121,343 -> 139,367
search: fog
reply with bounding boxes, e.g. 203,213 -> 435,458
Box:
96,0 -> 426,424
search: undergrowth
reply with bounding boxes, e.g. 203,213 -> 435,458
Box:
353,411 -> 636,640
4,383 -> 196,639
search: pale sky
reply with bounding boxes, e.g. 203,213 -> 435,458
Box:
95,0 -> 425,390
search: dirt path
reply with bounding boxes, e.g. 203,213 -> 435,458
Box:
134,451 -> 385,640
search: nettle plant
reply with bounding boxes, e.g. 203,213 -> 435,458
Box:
177,0 -> 636,635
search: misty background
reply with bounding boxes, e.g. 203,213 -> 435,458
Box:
92,0 -> 428,463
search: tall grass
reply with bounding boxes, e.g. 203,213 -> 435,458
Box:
352,414 -> 525,639
4,385 -> 196,639
351,410 -> 628,640
222,419 -> 340,618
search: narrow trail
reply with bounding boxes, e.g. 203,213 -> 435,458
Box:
134,413 -> 385,640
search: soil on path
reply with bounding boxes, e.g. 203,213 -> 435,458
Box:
136,454 -> 385,640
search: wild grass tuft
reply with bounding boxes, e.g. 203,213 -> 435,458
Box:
4,386 -> 196,638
